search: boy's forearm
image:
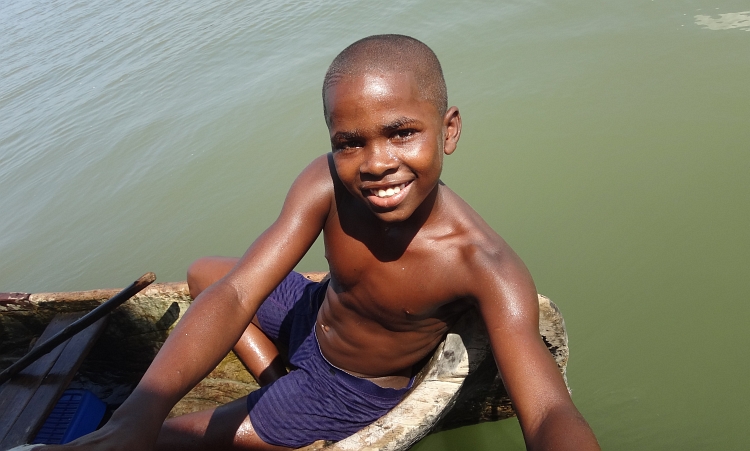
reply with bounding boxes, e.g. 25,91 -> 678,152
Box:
524,406 -> 601,451
114,281 -> 254,429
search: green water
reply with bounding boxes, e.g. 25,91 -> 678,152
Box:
1,1 -> 748,449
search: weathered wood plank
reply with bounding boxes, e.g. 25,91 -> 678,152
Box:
0,314 -> 78,445
0,293 -> 30,305
0,315 -> 107,448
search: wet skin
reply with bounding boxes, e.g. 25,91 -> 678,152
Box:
41,70 -> 600,450
318,71 -> 469,383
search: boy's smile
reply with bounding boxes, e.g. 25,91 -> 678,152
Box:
324,71 -> 461,223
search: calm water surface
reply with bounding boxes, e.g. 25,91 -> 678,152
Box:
1,1 -> 748,449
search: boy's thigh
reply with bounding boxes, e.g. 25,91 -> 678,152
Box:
246,335 -> 407,449
254,272 -> 320,348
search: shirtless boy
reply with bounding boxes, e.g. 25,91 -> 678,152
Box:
37,35 -> 600,451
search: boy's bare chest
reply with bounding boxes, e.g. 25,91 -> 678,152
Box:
323,224 -> 470,320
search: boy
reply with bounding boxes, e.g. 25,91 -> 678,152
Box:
40,35 -> 599,450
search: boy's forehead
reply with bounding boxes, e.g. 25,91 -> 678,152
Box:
324,70 -> 434,124
360,72 -> 409,98
328,70 -> 419,101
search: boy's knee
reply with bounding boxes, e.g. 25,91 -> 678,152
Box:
186,259 -> 205,299
186,256 -> 238,299
187,257 -> 209,280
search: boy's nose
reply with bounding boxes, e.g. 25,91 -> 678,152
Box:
360,145 -> 398,176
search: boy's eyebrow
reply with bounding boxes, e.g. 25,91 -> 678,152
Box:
331,117 -> 421,142
331,130 -> 363,142
382,117 -> 419,132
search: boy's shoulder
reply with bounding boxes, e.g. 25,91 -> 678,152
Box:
433,185 -> 508,251
429,186 -> 531,294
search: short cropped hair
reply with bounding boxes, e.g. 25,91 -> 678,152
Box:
323,35 -> 448,121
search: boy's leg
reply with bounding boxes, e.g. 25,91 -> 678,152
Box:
187,257 -> 287,386
156,397 -> 289,451
186,256 -> 240,299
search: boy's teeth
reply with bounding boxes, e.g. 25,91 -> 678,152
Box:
373,183 -> 406,198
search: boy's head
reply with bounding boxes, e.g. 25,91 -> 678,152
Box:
321,35 -> 461,223
322,35 -> 447,125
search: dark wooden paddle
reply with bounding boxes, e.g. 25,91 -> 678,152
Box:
0,272 -> 156,385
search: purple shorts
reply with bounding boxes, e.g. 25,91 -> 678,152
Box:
247,272 -> 411,448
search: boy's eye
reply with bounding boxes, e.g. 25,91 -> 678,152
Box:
393,129 -> 416,140
334,140 -> 364,152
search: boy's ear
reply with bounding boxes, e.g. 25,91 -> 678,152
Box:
442,106 -> 462,155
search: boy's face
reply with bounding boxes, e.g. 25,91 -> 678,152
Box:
325,71 -> 460,223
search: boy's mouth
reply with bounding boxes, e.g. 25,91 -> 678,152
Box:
363,181 -> 412,209
370,183 -> 407,199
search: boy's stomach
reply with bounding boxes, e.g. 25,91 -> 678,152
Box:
315,292 -> 467,387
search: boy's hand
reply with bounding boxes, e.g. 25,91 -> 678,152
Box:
23,416 -> 158,451
30,396 -> 165,451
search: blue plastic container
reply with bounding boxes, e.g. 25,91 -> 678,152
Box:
33,389 -> 106,445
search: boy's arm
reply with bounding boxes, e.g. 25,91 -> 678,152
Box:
472,249 -> 600,451
54,155 -> 334,450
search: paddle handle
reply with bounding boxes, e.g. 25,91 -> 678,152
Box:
0,272 -> 156,385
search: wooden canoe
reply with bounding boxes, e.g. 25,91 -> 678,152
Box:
0,273 -> 569,450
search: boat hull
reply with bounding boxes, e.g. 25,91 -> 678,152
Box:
1,273 -> 568,449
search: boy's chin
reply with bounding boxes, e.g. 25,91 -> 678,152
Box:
366,205 -> 417,224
